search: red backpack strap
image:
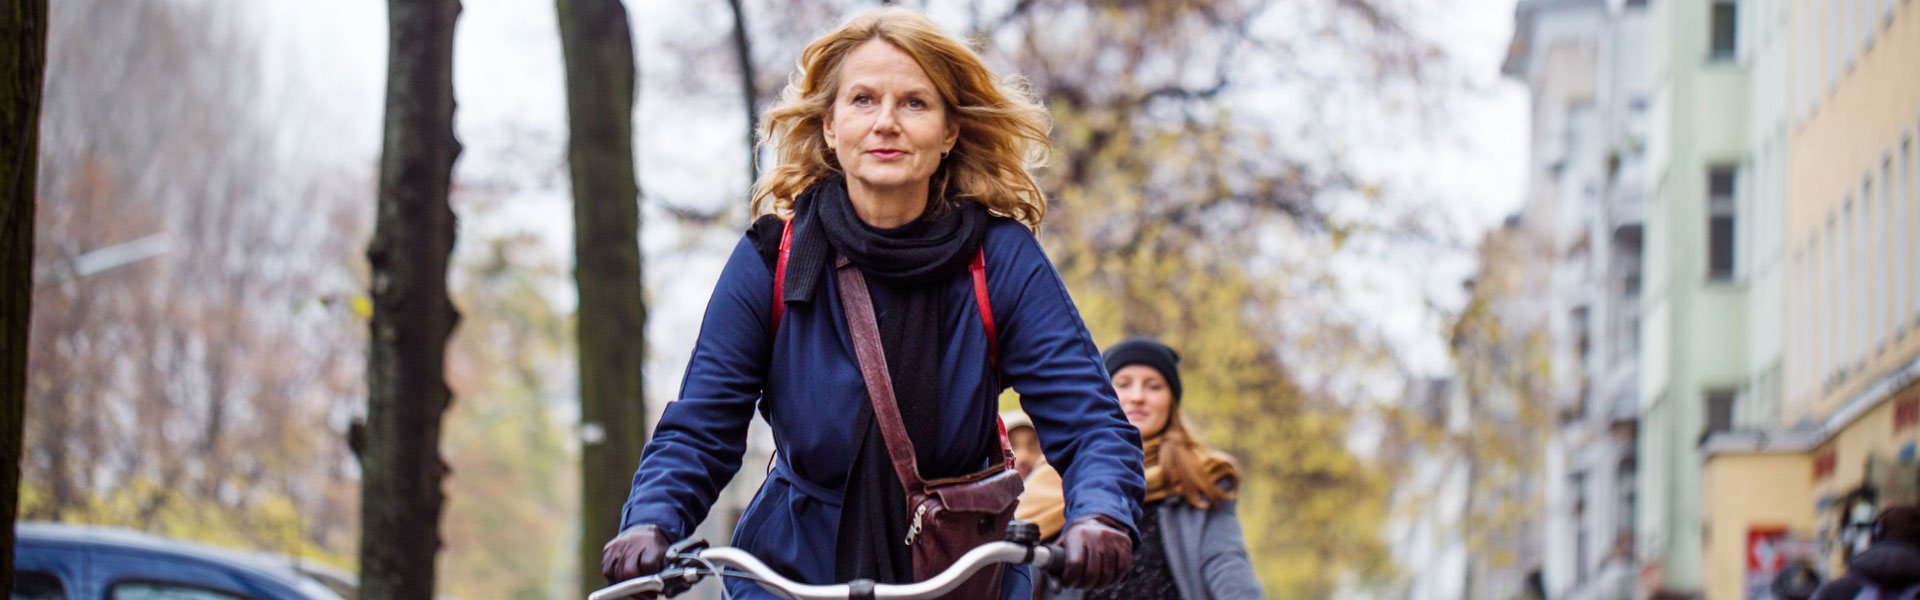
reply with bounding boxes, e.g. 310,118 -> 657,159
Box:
970,247 -> 998,371
771,219 -> 793,334
995,415 -> 1014,471
973,248 -> 1014,471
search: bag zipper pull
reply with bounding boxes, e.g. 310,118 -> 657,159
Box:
904,503 -> 928,546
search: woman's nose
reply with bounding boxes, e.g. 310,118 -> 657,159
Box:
872,102 -> 901,133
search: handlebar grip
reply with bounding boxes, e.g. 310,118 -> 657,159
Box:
1040,544 -> 1068,577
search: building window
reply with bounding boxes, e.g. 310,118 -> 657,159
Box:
1706,389 -> 1738,434
1865,174 -> 1880,353
1828,214 -> 1840,383
1908,132 -> 1919,325
1709,166 -> 1738,281
1796,16 -> 1809,119
1790,247 -> 1800,398
1617,455 -> 1637,557
1864,0 -> 1879,47
1844,0 -> 1857,68
1882,156 -> 1895,345
1830,0 -> 1844,88
1711,0 -> 1740,60
1845,196 -> 1858,368
1858,178 -> 1872,363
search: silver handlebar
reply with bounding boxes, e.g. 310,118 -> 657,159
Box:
587,541 -> 1059,600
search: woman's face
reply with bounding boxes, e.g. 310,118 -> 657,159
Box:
823,40 -> 958,203
1112,365 -> 1173,438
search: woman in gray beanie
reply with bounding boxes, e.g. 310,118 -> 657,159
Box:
1018,337 -> 1266,599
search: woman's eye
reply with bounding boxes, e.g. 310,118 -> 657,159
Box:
851,94 -> 872,106
906,98 -> 927,110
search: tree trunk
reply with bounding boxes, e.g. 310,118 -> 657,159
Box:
555,2 -> 648,597
358,1 -> 462,598
1,0 -> 48,592
726,0 -> 759,197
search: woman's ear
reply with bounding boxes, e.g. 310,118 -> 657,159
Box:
943,122 -> 959,154
822,113 -> 837,147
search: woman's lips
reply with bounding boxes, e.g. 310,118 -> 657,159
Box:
867,149 -> 905,160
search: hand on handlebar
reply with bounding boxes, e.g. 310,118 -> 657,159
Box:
601,525 -> 672,583
1053,515 -> 1132,589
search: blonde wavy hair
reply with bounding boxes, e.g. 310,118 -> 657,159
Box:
751,8 -> 1051,229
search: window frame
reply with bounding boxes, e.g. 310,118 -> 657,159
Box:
1909,125 -> 1920,327
1827,212 -> 1840,385
1710,0 -> 1742,61
107,579 -> 254,600
1707,165 -> 1739,282
1880,154 -> 1894,348
11,570 -> 69,600
1706,388 -> 1739,435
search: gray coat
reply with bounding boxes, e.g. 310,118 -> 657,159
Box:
1047,486 -> 1265,600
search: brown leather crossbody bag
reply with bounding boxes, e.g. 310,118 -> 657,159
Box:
835,256 -> 1023,599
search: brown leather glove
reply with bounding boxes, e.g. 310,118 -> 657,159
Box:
600,525 -> 671,583
1054,515 -> 1133,589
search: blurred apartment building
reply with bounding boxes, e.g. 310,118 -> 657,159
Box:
1507,0 -> 1920,598
1701,0 -> 1920,599
1503,0 -> 1650,598
1387,371 -> 1554,600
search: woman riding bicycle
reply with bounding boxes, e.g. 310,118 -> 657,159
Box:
602,8 -> 1145,599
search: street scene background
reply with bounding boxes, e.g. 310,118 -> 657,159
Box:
10,0 -> 1920,599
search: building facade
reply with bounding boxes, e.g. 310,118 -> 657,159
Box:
1702,0 -> 1920,598
1503,0 -> 1920,597
1503,1 -> 1650,598
1632,0 -> 1790,593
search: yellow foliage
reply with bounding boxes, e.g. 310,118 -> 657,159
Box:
1042,207 -> 1394,595
17,479 -> 354,570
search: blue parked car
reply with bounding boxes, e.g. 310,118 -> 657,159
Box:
13,522 -> 354,600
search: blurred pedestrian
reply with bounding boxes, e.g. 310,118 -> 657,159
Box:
1002,410 -> 1045,479
1019,337 -> 1264,599
1811,504 -> 1920,600
1771,559 -> 1824,600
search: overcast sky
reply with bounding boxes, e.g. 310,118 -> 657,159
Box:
254,0 -> 1530,405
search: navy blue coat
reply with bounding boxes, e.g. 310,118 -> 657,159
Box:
619,217 -> 1146,599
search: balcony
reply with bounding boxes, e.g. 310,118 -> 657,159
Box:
1607,187 -> 1644,230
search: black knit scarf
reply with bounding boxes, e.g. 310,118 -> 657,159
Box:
778,178 -> 989,584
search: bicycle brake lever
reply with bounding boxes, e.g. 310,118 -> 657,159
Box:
666,537 -> 709,561
654,566 -> 702,598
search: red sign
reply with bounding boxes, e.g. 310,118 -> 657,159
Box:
1748,527 -> 1789,572
1813,448 -> 1837,482
1894,393 -> 1919,433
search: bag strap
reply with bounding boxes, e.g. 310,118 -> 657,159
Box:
772,225 -> 1014,474
835,256 -> 929,492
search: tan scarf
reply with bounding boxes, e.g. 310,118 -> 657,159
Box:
1014,432 -> 1236,540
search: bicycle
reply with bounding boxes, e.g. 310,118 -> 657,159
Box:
587,521 -> 1062,600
